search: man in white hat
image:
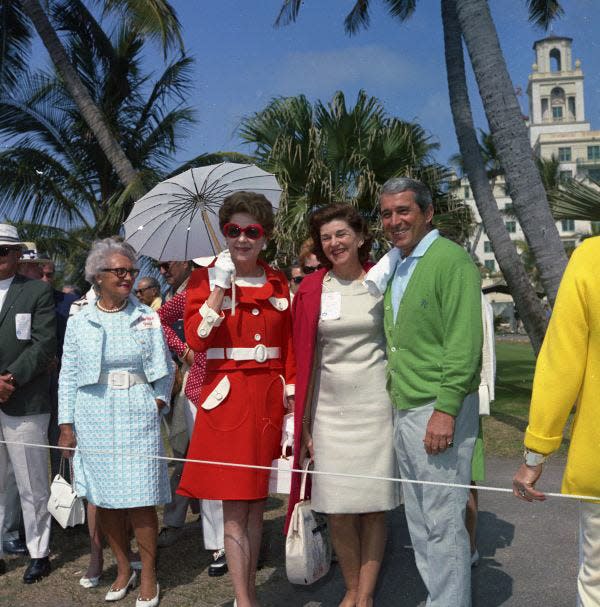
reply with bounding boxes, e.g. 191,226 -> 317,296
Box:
0,224 -> 57,583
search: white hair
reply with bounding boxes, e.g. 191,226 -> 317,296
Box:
84,237 -> 137,285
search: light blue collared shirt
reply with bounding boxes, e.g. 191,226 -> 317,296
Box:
391,229 -> 440,319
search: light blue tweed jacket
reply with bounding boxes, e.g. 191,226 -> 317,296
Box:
58,300 -> 174,424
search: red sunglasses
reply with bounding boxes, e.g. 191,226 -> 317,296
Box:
222,223 -> 265,240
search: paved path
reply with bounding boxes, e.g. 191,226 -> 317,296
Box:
251,455 -> 579,607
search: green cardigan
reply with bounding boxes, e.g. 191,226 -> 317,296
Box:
383,237 -> 482,417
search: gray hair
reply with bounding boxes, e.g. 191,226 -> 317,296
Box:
85,237 -> 137,284
380,177 -> 433,212
138,276 -> 160,290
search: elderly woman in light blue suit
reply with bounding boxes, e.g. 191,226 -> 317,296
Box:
58,238 -> 173,607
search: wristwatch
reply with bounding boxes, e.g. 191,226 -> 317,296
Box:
524,449 -> 546,467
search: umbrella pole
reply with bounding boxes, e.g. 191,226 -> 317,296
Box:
201,209 -> 235,315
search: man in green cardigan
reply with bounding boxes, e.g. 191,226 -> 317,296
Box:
366,178 -> 482,607
0,224 -> 57,583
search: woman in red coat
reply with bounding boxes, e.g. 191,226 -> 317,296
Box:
178,191 -> 295,607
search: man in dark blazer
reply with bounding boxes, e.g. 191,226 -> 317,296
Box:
0,224 -> 57,583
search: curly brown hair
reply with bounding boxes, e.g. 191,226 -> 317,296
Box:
309,203 -> 373,267
218,191 -> 275,237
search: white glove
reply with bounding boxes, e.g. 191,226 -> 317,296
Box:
213,249 -> 235,289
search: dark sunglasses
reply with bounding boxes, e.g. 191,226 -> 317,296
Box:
292,276 -> 304,285
101,267 -> 140,279
222,223 -> 265,240
0,246 -> 21,257
135,285 -> 155,295
302,264 -> 322,274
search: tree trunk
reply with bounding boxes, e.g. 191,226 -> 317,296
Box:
20,0 -> 141,193
454,0 -> 568,307
442,0 -> 547,353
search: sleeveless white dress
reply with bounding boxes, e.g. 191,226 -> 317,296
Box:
310,272 -> 399,513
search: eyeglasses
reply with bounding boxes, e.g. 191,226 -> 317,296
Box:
302,264 -> 322,275
158,262 -> 171,272
135,285 -> 155,295
222,223 -> 265,240
0,246 -> 20,257
101,267 -> 140,279
292,276 -> 304,285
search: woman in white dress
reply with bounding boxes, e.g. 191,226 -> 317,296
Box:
288,204 -> 398,607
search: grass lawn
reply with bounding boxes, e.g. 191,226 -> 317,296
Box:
484,339 -> 569,459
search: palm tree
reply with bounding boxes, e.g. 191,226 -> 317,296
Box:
442,0 -> 547,352
549,178 -> 600,222
1,0 -> 182,193
0,10 -> 193,286
239,90 -> 471,261
275,0 -> 566,351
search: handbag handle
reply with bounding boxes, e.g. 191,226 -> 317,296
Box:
59,456 -> 75,482
299,459 -> 311,501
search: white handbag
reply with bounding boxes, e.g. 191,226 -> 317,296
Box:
285,461 -> 332,585
47,458 -> 86,529
269,413 -> 294,495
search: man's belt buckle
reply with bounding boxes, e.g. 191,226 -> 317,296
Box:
109,371 -> 129,389
253,344 -> 268,363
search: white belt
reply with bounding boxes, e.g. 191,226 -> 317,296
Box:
206,345 -> 280,364
97,371 -> 147,389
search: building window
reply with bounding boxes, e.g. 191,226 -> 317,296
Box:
463,186 -> 470,199
588,168 -> 600,182
504,203 -> 514,213
484,241 -> 493,253
559,170 -> 573,183
561,219 -> 575,232
505,221 -> 516,233
552,106 -> 563,120
558,147 -> 571,162
484,260 -> 496,272
588,146 -> 600,161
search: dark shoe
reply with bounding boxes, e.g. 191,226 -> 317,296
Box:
23,557 -> 51,584
0,559 -> 6,575
3,537 -> 29,555
208,549 -> 228,577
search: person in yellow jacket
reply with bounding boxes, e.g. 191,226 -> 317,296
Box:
513,235 -> 600,607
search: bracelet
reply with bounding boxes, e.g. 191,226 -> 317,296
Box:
178,345 -> 191,363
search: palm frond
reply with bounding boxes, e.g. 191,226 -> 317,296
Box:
550,178 -> 600,221
100,0 -> 183,56
0,0 -> 33,90
383,0 -> 418,21
274,0 -> 303,27
344,1 -> 371,36
526,0 -> 564,29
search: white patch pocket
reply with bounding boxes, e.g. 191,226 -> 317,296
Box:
201,376 -> 231,410
15,313 -> 32,340
268,296 -> 289,312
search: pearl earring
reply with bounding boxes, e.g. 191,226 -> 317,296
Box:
262,243 -> 268,251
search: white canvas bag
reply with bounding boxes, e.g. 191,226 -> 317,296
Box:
285,461 -> 332,585
47,458 -> 86,529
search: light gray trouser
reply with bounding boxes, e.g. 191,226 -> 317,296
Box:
2,462 -> 23,541
0,411 -> 52,559
578,501 -> 600,607
393,394 -> 479,607
163,396 -> 224,551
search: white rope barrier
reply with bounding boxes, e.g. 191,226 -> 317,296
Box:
2,439 -> 598,502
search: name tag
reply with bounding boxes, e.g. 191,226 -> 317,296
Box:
320,292 -> 341,321
15,313 -> 32,340
136,314 -> 160,330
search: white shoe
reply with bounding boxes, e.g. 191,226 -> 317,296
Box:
136,583 -> 160,607
79,574 -> 101,588
105,570 -> 137,601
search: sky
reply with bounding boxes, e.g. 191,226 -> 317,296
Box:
21,0 -> 600,169
162,0 -> 600,167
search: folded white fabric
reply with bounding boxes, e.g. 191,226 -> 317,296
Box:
363,248 -> 400,296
